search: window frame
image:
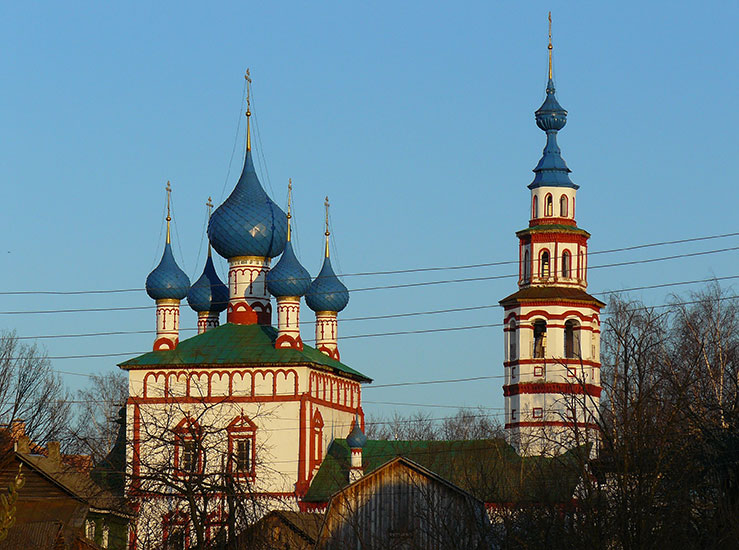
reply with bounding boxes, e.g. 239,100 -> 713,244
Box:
227,414 -> 258,480
559,194 -> 568,217
545,194 -> 553,216
173,416 -> 203,477
532,407 -> 543,419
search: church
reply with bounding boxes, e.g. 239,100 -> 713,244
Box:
118,24 -> 602,549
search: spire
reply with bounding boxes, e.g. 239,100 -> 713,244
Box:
287,179 -> 293,242
245,69 -> 252,152
165,181 -> 172,244
324,196 -> 330,259
529,13 -> 578,190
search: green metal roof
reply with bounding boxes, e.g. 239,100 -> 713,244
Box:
118,323 -> 371,382
499,286 -> 606,308
516,224 -> 591,238
304,438 -> 585,504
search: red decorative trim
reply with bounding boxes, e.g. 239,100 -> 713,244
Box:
503,382 -> 602,398
153,336 -> 177,351
503,358 -> 601,368
318,345 -> 340,361
504,309 -> 601,322
505,420 -> 600,430
228,302 -> 258,325
173,416 -> 203,476
226,414 -> 257,479
295,395 -> 309,496
309,409 -> 324,475
275,334 -> 304,351
529,217 -> 577,227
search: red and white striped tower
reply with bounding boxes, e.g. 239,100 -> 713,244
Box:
500,15 -> 604,457
145,182 -> 191,351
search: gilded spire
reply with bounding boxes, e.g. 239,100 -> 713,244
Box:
548,12 -> 553,80
286,179 -> 293,242
324,196 -> 330,258
206,196 -> 214,256
165,181 -> 172,244
245,68 -> 252,151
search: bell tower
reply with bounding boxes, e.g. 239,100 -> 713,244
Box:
500,14 -> 604,456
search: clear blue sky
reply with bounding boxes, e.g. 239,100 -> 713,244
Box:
1,1 -> 736,423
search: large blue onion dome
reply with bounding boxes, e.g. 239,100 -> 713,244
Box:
306,256 -> 349,313
146,242 -> 190,301
208,149 -> 288,259
529,78 -> 578,190
267,240 -> 311,298
187,253 -> 229,313
346,414 -> 367,449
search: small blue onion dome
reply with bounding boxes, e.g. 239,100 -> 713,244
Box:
146,243 -> 190,300
187,254 -> 229,313
266,240 -> 312,298
306,256 -> 350,313
208,150 -> 288,259
346,417 -> 367,449
529,78 -> 578,190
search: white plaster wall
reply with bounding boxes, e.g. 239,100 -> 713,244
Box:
530,186 -> 577,221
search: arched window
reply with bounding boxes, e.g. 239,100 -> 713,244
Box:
174,417 -> 202,476
561,250 -> 570,278
545,194 -> 553,216
572,196 -> 575,218
523,250 -> 530,281
508,320 -> 517,360
578,250 -> 584,279
310,410 -> 324,471
564,319 -> 581,358
533,320 -> 547,358
540,251 -> 550,278
532,195 -> 539,218
560,195 -> 568,217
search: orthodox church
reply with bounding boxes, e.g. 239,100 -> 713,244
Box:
117,23 -> 602,548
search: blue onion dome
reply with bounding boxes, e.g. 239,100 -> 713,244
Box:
306,256 -> 350,312
187,253 -> 229,313
266,240 -> 312,298
146,243 -> 190,300
346,415 -> 367,449
529,78 -> 578,190
208,149 -> 288,259
535,78 -> 567,131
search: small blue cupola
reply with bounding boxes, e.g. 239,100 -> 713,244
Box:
267,182 -> 311,298
207,97 -> 287,260
346,413 -> 367,449
528,23 -> 579,191
146,184 -> 190,301
187,252 -> 229,313
306,198 -> 349,313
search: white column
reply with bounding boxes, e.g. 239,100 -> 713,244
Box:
315,311 -> 339,360
154,299 -> 180,350
197,312 -> 220,334
275,297 -> 303,350
227,256 -> 272,325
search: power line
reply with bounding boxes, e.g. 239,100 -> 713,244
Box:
0,231 -> 737,296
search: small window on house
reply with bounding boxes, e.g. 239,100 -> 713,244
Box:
560,195 -> 568,217
508,321 -> 517,360
533,320 -> 547,358
540,251 -> 550,278
532,195 -> 539,218
562,251 -> 570,278
534,365 -> 544,377
532,407 -> 543,419
523,250 -> 531,281
545,194 -> 553,216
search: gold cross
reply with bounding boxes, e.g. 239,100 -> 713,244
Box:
165,181 -> 172,222
245,68 -> 252,112
206,196 -> 214,217
548,12 -> 553,80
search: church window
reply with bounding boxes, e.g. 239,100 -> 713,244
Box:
511,408 -> 517,421
174,417 -> 202,476
560,194 -> 568,217
511,365 -> 516,379
565,319 -> 581,358
182,441 -> 197,472
532,407 -> 543,419
533,320 -> 547,358
567,366 -> 576,378
523,250 -> 531,281
578,250 -> 584,279
540,251 -> 550,278
311,410 -> 324,471
532,195 -> 539,218
534,365 -> 544,377
562,251 -> 570,278
85,520 -> 95,540
545,194 -> 553,216
508,320 -> 517,360
163,511 -> 188,550
227,414 -> 257,478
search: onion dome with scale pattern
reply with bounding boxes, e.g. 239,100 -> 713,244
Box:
306,256 -> 349,312
346,414 -> 367,449
267,240 -> 312,298
187,253 -> 229,313
207,147 -> 288,259
146,242 -> 190,301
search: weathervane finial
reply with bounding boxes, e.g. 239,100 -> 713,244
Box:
165,181 -> 172,244
548,12 -> 553,80
324,196 -> 330,258
287,179 -> 293,242
245,68 -> 252,151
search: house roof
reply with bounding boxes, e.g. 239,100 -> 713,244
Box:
304,438 -> 585,505
118,323 -> 371,382
499,286 -> 606,308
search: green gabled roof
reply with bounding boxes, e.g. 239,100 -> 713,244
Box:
304,438 -> 585,504
118,323 -> 371,382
